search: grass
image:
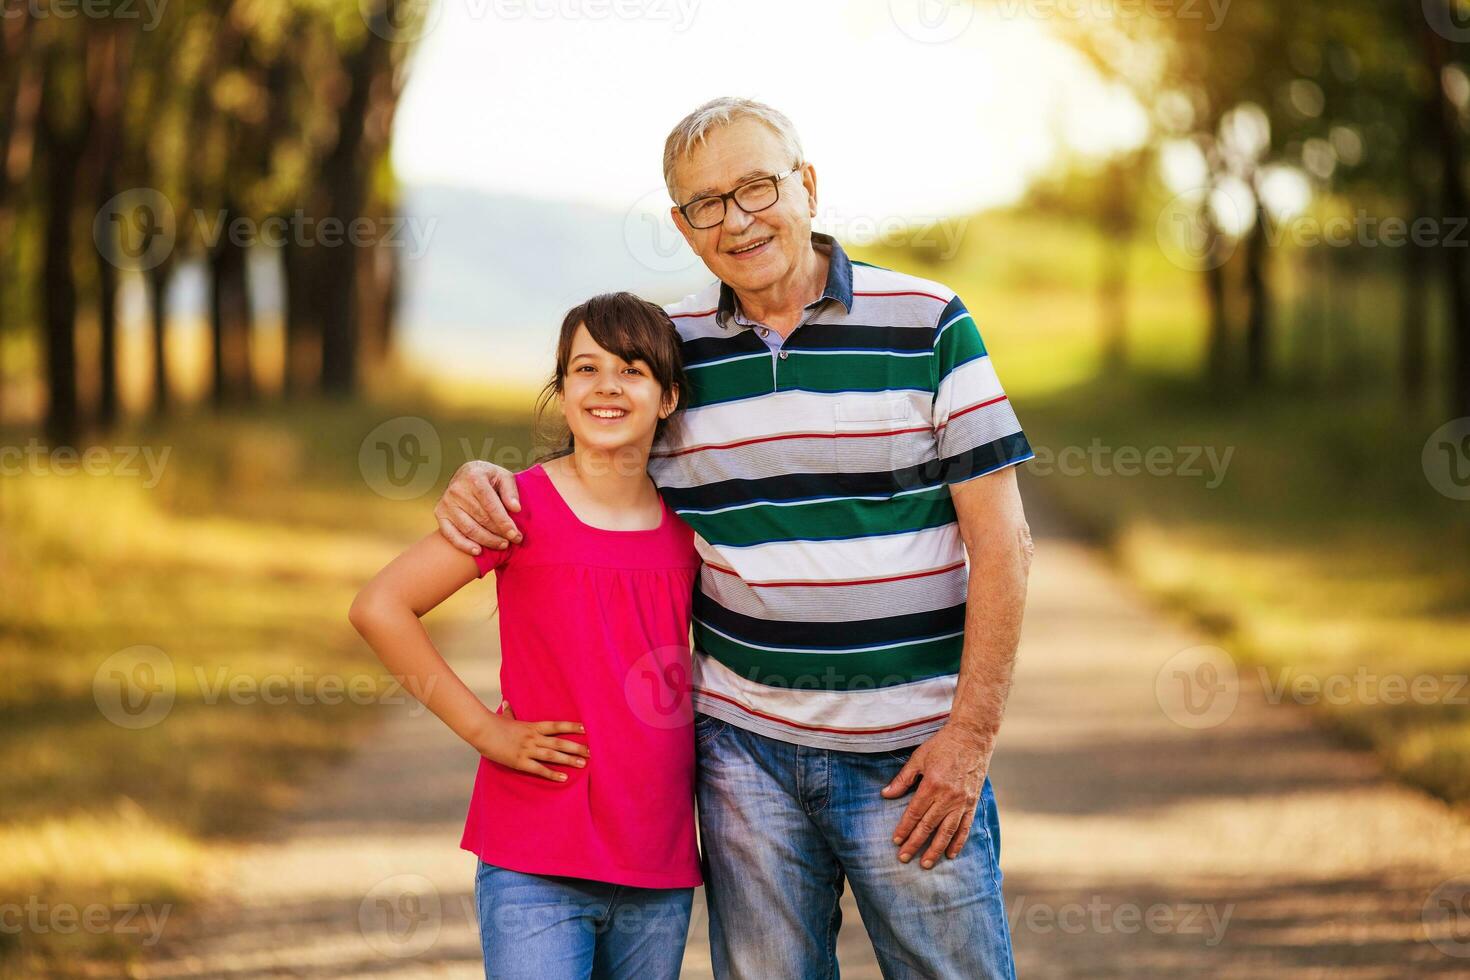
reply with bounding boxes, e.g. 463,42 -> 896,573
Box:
0,395 -> 536,977
854,210 -> 1470,809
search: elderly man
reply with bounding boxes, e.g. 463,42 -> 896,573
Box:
435,97 -> 1033,978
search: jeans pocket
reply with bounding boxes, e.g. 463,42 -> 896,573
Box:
694,712 -> 728,749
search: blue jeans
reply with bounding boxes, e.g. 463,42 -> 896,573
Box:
473,860 -> 693,979
694,713 -> 1017,979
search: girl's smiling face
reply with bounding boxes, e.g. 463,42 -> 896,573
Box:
561,323 -> 677,456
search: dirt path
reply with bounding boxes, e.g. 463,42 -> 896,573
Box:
138,499 -> 1470,978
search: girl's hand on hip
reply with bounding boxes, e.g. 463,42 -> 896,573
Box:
478,701 -> 589,782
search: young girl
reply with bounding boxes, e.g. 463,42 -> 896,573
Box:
349,292 -> 699,979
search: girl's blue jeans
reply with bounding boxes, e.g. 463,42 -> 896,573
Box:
473,861 -> 693,979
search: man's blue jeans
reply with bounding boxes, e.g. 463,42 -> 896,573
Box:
694,712 -> 1017,979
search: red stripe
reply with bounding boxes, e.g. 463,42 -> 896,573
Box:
935,394 -> 1008,431
693,687 -> 951,735
653,424 -> 931,460
670,308 -> 718,320
853,289 -> 948,303
702,559 -> 967,588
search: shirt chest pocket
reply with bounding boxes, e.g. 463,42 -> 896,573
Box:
830,397 -> 934,489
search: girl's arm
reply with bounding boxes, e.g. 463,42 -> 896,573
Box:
348,531 -> 590,782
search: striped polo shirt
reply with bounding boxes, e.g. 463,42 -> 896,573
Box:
649,233 -> 1033,752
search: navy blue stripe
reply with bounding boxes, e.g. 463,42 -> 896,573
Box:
934,432 -> 1034,484
786,323 -> 933,352
658,466 -> 946,511
694,590 -> 967,650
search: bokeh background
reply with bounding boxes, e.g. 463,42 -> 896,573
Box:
2,0 -> 1470,976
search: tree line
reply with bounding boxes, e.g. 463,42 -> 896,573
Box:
0,0 -> 417,447
1031,0 -> 1470,418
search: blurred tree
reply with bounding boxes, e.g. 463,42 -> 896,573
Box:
0,16 -> 42,422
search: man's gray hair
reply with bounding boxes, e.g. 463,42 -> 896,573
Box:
662,97 -> 805,202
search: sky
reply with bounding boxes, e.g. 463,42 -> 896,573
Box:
391,0 -> 1147,223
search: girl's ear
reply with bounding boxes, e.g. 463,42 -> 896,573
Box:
659,384 -> 681,419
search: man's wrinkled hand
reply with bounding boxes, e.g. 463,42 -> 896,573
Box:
880,722 -> 991,869
434,460 -> 523,555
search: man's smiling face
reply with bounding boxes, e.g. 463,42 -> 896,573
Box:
669,116 -> 818,295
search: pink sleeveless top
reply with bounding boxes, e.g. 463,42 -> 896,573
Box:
462,463 -> 702,888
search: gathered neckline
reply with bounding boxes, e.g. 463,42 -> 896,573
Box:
532,463 -> 670,536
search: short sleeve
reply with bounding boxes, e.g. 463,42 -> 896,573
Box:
473,543 -> 511,579
930,295 -> 1034,485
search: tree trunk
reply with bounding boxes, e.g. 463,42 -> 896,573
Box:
318,19 -> 391,396
281,234 -> 319,397
208,205 -> 253,408
1243,189 -> 1271,388
39,47 -> 88,447
1203,201 -> 1230,388
148,261 -> 170,416
85,27 -> 130,430
1402,185 -> 1431,409
1416,0 -> 1470,418
1,22 -> 41,426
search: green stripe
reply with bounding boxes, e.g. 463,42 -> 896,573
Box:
688,349 -> 934,408
934,313 -> 988,387
694,622 -> 963,690
787,350 -> 932,392
678,485 -> 956,548
686,354 -> 772,407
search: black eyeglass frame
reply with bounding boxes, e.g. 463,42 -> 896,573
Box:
676,165 -> 802,230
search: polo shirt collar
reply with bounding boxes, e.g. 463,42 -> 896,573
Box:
716,231 -> 854,329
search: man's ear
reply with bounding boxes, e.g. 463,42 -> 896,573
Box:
802,162 -> 818,217
670,206 -> 698,252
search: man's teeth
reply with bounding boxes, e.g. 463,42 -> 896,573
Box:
589,408 -> 626,418
733,239 -> 767,253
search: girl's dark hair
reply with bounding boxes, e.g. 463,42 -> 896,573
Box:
533,292 -> 689,460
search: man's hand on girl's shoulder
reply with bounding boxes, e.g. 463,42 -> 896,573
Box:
436,460 -> 524,555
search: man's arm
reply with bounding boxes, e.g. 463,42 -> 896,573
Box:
435,461 -> 526,555
880,464 -> 1033,868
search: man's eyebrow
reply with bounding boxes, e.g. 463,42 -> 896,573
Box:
569,352 -> 599,362
686,169 -> 776,200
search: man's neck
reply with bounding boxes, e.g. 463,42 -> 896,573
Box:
731,240 -> 829,337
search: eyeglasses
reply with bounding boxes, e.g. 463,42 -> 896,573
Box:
677,166 -> 800,230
